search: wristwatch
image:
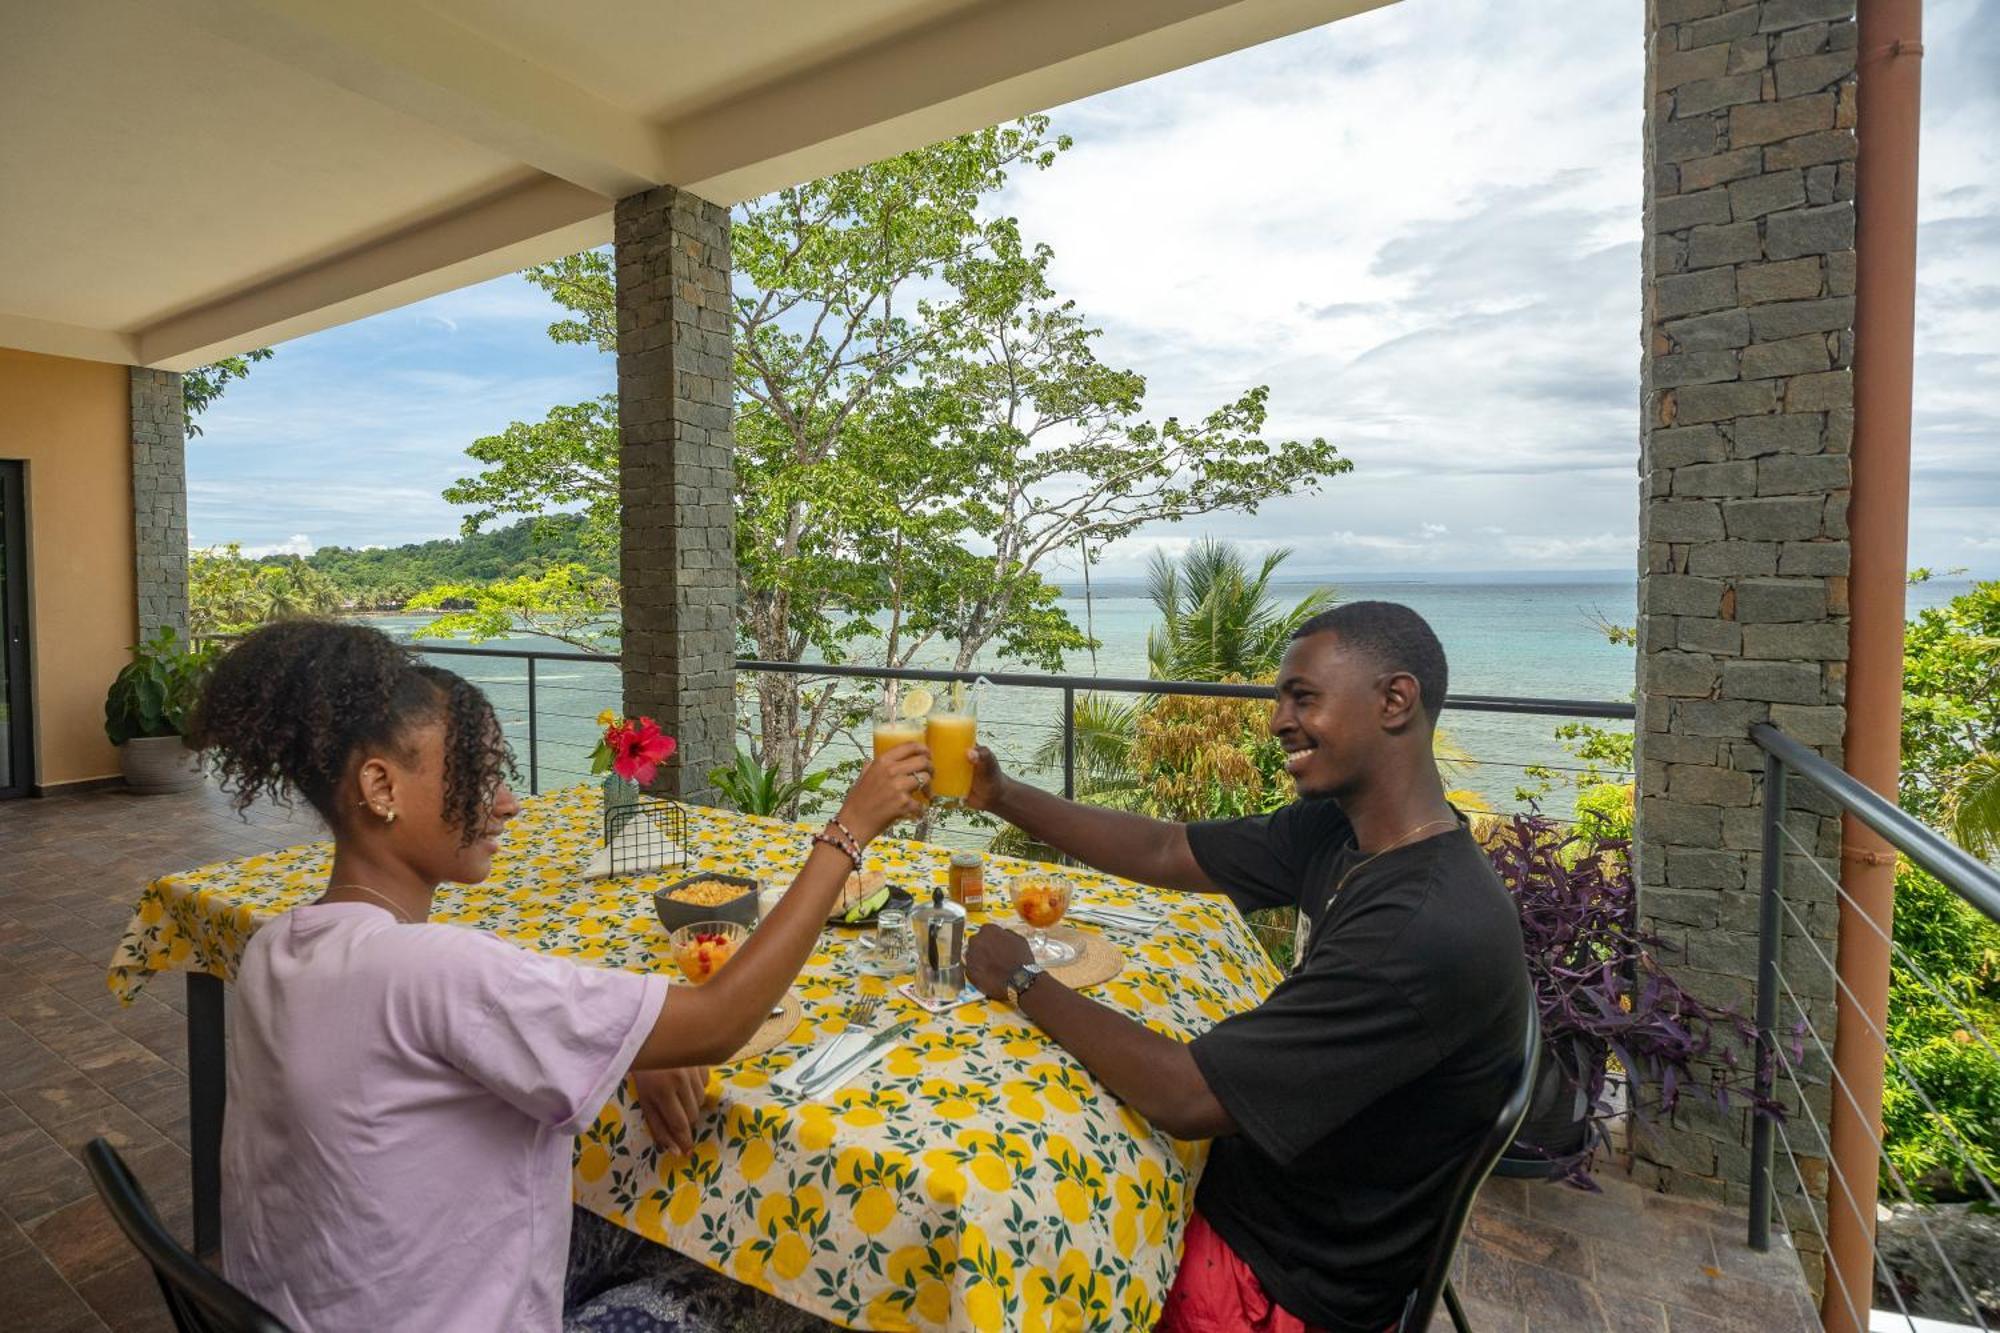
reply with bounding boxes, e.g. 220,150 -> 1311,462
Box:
1004,962 -> 1045,1006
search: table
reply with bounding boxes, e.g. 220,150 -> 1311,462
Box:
109,786 -> 1282,1331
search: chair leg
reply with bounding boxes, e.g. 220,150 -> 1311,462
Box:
1442,1278 -> 1473,1333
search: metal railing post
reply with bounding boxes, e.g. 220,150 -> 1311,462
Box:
1062,686 -> 1077,801
1749,752 -> 1787,1251
525,656 -> 540,795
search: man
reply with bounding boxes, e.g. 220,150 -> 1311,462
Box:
964,601 -> 1530,1333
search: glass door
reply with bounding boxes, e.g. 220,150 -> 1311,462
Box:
0,462 -> 31,796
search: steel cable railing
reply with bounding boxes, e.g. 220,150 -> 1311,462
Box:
1747,722 -> 2000,1330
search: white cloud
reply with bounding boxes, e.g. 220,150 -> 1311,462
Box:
183,0 -> 2000,577
234,533 -> 315,558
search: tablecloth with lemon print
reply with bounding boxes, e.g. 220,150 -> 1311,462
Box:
108,784 -> 1283,1331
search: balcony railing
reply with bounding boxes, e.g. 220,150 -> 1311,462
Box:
393,641 -> 1635,804
1747,722 -> 2000,1331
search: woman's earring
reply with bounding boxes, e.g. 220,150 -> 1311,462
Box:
384,808 -> 397,825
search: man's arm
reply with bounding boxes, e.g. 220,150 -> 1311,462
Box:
968,747 -> 1218,893
966,927 -> 1236,1141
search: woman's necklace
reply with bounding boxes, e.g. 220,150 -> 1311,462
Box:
325,883 -> 422,925
1332,816 -> 1460,897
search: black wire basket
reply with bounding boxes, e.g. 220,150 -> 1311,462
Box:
603,785 -> 691,877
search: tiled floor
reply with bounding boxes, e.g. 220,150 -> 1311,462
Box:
0,781 -> 1819,1332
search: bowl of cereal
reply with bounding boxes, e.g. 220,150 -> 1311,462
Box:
654,872 -> 760,932
670,921 -> 748,985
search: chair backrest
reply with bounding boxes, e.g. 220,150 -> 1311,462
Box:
1398,1000 -> 1541,1332
83,1139 -> 292,1333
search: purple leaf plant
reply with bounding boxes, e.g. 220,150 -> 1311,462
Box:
1483,813 -> 1792,1189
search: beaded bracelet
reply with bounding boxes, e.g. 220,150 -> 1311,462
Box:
812,822 -> 865,869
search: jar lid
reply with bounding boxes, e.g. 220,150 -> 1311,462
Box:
949,851 -> 981,866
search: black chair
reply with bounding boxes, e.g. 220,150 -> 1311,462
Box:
83,1139 -> 291,1333
1397,1003 -> 1542,1332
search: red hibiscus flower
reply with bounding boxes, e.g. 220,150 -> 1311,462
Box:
611,717 -> 677,786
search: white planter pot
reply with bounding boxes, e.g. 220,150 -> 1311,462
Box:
120,735 -> 205,794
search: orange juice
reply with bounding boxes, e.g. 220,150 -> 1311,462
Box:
926,711 -> 978,799
874,719 -> 928,808
872,719 -> 924,757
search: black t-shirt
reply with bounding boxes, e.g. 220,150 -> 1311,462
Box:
1186,798 -> 1529,1332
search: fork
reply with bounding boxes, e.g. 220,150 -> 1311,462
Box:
789,996 -> 881,1085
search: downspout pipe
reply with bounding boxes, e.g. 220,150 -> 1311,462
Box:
1827,4 -> 1922,1331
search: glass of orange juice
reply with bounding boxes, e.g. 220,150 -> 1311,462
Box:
872,694 -> 928,813
925,686 -> 977,804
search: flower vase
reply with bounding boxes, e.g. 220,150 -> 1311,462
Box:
603,773 -> 641,846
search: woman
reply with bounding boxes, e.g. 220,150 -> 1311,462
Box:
192,621 -> 927,1331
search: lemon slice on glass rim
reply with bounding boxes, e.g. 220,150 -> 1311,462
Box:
899,687 -> 935,720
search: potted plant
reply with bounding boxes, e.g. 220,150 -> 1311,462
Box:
104,627 -> 219,794
1482,812 -> 1781,1186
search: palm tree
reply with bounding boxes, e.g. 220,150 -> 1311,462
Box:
1145,541 -> 1339,681
1948,751 -> 2000,860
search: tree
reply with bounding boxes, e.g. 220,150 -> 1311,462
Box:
182,349 -> 275,437
438,118 -> 1351,800
1144,540 -> 1338,680
188,543 -> 341,637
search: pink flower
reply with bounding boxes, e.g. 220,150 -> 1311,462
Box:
611,717 -> 677,786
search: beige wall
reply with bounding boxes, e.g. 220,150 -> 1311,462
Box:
0,349 -> 134,788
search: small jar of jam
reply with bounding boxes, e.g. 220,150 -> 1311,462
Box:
947,851 -> 985,912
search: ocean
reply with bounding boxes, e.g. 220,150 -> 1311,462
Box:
370,576 -> 1973,842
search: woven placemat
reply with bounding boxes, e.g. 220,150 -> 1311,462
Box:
1000,923 -> 1122,989
724,990 -> 805,1063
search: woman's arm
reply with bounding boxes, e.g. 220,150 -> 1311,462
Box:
631,742 -> 930,1068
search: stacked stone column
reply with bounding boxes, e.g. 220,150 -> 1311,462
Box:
130,367 -> 188,640
615,185 -> 736,804
1637,0 -> 1858,1293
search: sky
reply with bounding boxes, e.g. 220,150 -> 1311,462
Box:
188,0 -> 2000,581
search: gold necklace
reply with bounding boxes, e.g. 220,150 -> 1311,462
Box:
325,883 -> 422,925
1332,817 -> 1459,897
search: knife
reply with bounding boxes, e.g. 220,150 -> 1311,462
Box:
796,1019 -> 915,1098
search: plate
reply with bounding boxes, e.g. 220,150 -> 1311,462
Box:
827,884 -> 915,928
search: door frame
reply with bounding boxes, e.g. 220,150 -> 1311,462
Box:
0,460 -> 34,797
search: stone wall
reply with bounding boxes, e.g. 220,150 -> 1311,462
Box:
614,185 -> 736,804
130,367 -> 187,640
1637,0 -> 1858,1293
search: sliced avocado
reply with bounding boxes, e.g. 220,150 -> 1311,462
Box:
842,883 -> 892,923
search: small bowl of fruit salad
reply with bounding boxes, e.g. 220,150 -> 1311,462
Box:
670,921 -> 748,985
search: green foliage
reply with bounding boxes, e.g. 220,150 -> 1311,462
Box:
104,628 -> 218,743
407,564 -> 619,653
1902,579 -> 2000,834
709,748 -> 838,819
188,544 -> 343,638
181,349 -> 274,436
1883,863 -> 2000,1196
451,118 -> 1348,812
301,513 -> 605,611
1572,781 -> 1635,846
1144,540 -> 1337,681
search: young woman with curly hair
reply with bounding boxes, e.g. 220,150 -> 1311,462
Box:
191,621 -> 927,1332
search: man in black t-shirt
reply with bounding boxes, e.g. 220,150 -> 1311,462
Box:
963,602 -> 1530,1333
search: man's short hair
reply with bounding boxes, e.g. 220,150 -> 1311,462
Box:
1291,601 -> 1449,720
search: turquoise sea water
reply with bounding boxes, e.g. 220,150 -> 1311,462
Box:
371,577 -> 1971,839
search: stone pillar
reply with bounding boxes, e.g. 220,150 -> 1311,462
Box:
130,367 -> 188,640
1636,0 -> 1858,1290
614,185 -> 736,804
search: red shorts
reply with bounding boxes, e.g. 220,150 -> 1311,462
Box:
1157,1211 -> 1328,1333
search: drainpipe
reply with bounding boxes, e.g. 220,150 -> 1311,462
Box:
1826,4 -> 1922,1332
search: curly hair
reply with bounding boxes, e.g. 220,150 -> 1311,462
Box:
190,621 -> 515,844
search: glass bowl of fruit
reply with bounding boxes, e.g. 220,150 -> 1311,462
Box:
670,921 -> 748,985
1007,874 -> 1076,965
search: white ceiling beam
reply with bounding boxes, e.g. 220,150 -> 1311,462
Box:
668,0 -> 1389,204
162,0 -> 668,199
135,176 -> 609,371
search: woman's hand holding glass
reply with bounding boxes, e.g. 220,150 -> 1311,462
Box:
838,742 -> 932,845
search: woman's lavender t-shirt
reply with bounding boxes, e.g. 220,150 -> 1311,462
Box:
219,902 -> 667,1331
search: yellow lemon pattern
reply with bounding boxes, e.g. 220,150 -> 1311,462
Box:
107,785 -> 1281,1329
